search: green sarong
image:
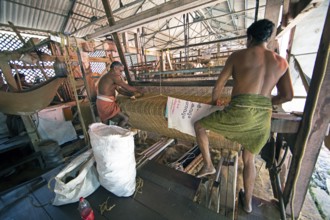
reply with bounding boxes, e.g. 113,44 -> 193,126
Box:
199,94 -> 272,154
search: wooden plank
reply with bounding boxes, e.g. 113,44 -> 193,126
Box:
0,134 -> 30,153
134,178 -> 225,220
86,0 -> 226,39
264,0 -> 282,51
137,160 -> 201,200
0,152 -> 42,176
276,0 -> 323,39
101,0 -> 133,84
283,5 -> 330,218
271,113 -> 302,133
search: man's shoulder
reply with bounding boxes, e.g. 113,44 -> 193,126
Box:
272,52 -> 288,67
230,48 -> 249,58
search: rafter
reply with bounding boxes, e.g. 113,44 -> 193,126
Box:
85,0 -> 227,39
71,0 -> 146,35
61,0 -> 77,33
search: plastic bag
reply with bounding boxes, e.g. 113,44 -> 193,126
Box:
52,149 -> 100,206
89,123 -> 136,197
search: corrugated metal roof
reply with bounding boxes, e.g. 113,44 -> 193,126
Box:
1,0 -> 69,33
0,0 -> 267,54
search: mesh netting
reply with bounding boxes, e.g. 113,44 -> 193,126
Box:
118,93 -> 240,152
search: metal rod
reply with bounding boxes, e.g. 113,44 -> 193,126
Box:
208,156 -> 224,209
273,161 -> 287,220
137,138 -> 167,156
140,66 -> 223,76
224,154 -> 231,216
148,138 -> 175,160
132,79 -> 234,87
175,145 -> 198,164
184,154 -> 203,173
143,139 -> 169,158
231,154 -> 238,219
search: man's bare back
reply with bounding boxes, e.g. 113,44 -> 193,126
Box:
212,43 -> 293,106
231,46 -> 288,97
195,19 -> 294,214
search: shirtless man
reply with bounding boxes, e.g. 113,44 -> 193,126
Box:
96,61 -> 144,127
194,19 -> 293,213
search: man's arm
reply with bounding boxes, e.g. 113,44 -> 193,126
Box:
212,54 -> 234,105
272,69 -> 294,105
112,74 -> 143,94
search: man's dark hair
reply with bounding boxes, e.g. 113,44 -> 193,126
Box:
110,61 -> 123,69
247,19 -> 274,43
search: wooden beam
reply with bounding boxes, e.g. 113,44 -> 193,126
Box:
122,32 -> 129,53
281,0 -> 291,27
60,0 -> 77,33
132,79 -> 233,87
166,35 -> 246,51
264,0 -> 282,51
70,0 -> 145,35
283,5 -> 330,218
276,0 -> 323,39
86,0 -> 225,39
134,32 -> 142,63
101,0 -> 132,84
140,66 -> 223,76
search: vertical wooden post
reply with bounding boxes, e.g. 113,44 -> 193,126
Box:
166,51 -> 173,70
283,6 -> 330,218
264,0 -> 282,51
101,0 -> 132,84
122,32 -> 129,53
160,51 -> 165,72
141,27 -> 147,66
134,31 -> 142,64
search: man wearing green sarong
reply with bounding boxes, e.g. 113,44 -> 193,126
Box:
194,19 -> 293,214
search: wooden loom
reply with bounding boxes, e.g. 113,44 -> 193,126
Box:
118,94 -> 241,153
117,93 -> 301,219
118,93 -> 240,218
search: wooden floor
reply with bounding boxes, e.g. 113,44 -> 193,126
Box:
0,159 -> 228,220
0,144 -> 295,220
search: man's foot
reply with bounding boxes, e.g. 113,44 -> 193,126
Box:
239,189 -> 252,214
196,166 -> 216,178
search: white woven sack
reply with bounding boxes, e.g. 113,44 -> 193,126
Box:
89,123 -> 136,197
52,149 -> 100,206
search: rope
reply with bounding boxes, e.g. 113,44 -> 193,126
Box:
133,177 -> 144,198
99,197 -> 116,215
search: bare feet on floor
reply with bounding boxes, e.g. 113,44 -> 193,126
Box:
196,166 -> 216,178
239,189 -> 252,214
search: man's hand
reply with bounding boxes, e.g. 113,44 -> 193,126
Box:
215,99 -> 227,106
137,87 -> 146,95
